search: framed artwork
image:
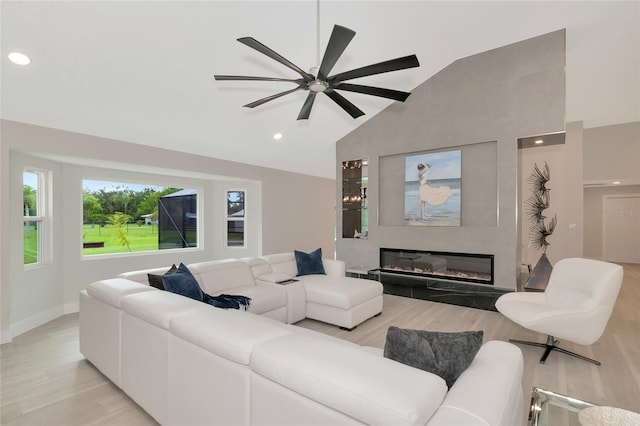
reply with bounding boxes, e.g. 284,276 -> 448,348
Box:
404,149 -> 461,226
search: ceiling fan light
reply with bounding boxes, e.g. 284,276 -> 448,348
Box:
309,80 -> 328,92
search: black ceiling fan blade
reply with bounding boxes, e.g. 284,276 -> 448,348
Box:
243,87 -> 304,109
328,54 -> 420,84
332,83 -> 412,102
214,75 -> 304,84
237,37 -> 315,82
324,89 -> 365,119
297,92 -> 318,120
317,25 -> 356,81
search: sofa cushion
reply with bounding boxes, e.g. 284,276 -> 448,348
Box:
383,326 -> 483,389
162,263 -> 204,301
121,290 -> 207,329
86,278 -> 156,308
294,248 -> 326,276
169,308 -> 291,365
281,324 -> 361,350
147,264 -> 177,290
262,253 -> 298,277
302,275 -> 383,309
188,259 -> 256,294
119,267 -> 174,285
251,333 -> 447,426
240,256 -> 273,278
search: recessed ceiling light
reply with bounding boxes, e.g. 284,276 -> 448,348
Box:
8,51 -> 30,66
613,181 -> 621,185
273,133 -> 283,140
534,139 -> 544,145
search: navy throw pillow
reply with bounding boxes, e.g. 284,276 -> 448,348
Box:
295,248 -> 326,276
147,264 -> 177,290
161,263 -> 204,301
383,326 -> 483,389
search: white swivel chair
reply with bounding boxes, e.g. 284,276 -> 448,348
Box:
495,258 -> 623,365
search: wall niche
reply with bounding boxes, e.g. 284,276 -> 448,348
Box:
378,141 -> 498,227
342,159 -> 368,239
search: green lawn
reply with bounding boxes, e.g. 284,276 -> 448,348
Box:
24,223 -> 38,264
25,223 -> 191,261
83,224 -> 160,255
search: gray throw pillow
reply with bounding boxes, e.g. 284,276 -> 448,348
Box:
383,326 -> 483,389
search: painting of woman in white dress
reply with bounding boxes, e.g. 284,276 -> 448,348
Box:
404,149 -> 461,226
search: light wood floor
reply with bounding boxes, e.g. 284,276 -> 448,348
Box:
2,263 -> 639,425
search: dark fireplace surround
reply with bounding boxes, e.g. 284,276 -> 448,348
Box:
378,248 -> 508,311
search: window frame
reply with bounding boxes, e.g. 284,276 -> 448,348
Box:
81,179 -> 203,258
23,168 -> 48,268
226,189 -> 246,248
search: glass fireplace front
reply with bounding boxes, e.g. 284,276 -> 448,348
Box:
380,248 -> 494,285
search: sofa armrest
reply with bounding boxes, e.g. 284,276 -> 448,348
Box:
426,340 -> 524,426
322,259 -> 345,276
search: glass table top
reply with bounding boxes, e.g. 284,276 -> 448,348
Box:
528,387 -> 595,426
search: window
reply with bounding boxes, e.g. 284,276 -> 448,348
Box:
227,190 -> 245,247
82,180 -> 198,255
23,169 -> 46,265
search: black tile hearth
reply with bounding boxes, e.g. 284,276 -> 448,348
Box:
380,272 -> 512,312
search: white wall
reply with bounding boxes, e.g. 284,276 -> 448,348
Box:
0,120 -> 335,342
583,121 -> 640,260
9,153 -> 64,337
584,122 -> 640,184
0,135 -> 5,343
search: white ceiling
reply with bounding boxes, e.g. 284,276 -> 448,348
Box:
2,1 -> 638,179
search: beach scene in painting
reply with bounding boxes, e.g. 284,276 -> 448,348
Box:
404,150 -> 461,226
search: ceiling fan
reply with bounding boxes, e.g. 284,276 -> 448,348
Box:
214,24 -> 420,120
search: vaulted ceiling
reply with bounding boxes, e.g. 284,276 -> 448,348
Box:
2,1 -> 638,178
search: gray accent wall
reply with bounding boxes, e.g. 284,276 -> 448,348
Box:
336,30 -> 566,289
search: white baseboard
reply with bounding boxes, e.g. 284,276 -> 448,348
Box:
64,302 -> 79,314
9,306 -> 64,339
0,329 -> 12,344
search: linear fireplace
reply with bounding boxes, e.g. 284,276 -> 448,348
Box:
380,248 -> 494,285
377,248 -> 505,311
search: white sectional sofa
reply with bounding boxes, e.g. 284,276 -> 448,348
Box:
79,252 -> 525,426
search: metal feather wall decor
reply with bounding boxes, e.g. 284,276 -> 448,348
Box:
527,162 -> 551,197
523,161 -> 557,291
525,161 -> 556,252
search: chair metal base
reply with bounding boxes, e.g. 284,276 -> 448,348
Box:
509,335 -> 601,365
